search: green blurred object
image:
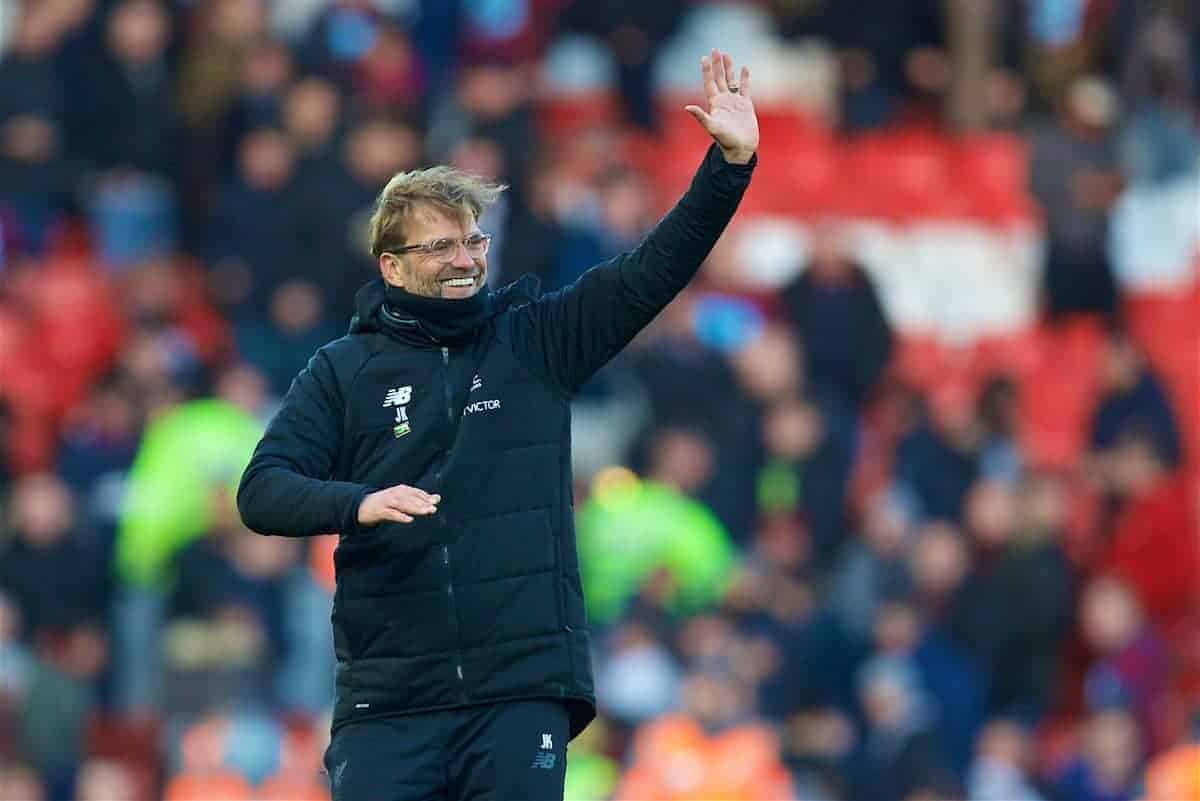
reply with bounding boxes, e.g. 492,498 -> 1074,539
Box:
563,749 -> 619,801
756,458 -> 799,514
577,469 -> 737,624
116,399 -> 263,587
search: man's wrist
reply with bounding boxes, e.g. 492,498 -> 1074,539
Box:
719,145 -> 755,165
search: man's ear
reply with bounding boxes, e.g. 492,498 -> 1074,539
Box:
379,254 -> 403,287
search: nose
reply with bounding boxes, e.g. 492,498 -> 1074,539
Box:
450,242 -> 475,269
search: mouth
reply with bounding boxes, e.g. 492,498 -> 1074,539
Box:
439,273 -> 480,292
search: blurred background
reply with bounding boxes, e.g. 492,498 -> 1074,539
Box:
0,0 -> 1197,799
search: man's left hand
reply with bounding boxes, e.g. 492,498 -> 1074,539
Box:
685,48 -> 759,165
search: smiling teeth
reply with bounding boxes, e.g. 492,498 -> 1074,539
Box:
444,278 -> 474,287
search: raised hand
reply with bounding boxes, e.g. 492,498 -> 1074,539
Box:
685,48 -> 759,164
357,484 -> 440,525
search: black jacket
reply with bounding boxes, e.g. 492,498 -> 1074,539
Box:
237,145 -> 754,738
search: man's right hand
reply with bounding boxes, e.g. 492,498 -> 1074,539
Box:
357,485 -> 440,525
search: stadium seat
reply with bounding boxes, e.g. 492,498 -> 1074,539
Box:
955,133 -> 1038,226
535,90 -> 623,138
1018,318 -> 1104,468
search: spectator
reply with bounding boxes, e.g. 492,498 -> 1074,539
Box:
873,600 -> 986,775
594,621 -> 681,727
555,167 -> 654,290
1053,709 -> 1143,801
966,719 -> 1046,801
281,75 -> 342,172
949,481 -> 1027,709
828,485 -> 915,641
780,706 -> 857,800
0,2 -> 81,256
780,220 -> 893,412
0,474 -> 108,648
976,375 -> 1022,484
234,279 -> 341,398
176,0 -> 268,133
75,758 -> 138,801
1080,577 -> 1171,755
992,472 -> 1076,721
207,126 -> 305,315
0,112 -> 74,258
627,292 -> 760,540
1090,331 -> 1182,469
1028,75 -> 1124,318
1099,427 -> 1197,633
168,507 -> 300,681
499,156 -> 567,291
293,114 -> 420,314
577,469 -> 737,626
115,396 -> 262,589
65,0 -> 180,178
55,369 -> 143,517
850,654 -> 958,801
424,62 -> 537,185
354,22 -> 423,112
218,36 -> 295,177
895,383 -> 983,523
1117,9 -> 1198,185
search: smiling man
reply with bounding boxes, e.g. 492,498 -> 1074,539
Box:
237,49 -> 758,801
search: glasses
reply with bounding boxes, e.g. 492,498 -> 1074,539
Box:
388,233 -> 492,262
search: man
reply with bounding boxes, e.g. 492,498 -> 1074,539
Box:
237,49 -> 758,801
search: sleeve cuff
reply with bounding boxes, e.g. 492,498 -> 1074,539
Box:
704,144 -> 756,194
337,483 -> 375,538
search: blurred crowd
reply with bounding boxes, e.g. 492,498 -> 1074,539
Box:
0,1 -> 1198,800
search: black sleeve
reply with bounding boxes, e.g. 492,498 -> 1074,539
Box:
237,348 -> 373,537
508,144 -> 755,394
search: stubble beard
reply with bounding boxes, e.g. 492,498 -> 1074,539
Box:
403,262 -> 485,299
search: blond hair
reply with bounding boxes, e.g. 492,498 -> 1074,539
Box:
367,166 -> 507,258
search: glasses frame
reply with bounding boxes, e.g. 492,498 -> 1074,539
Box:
386,233 -> 492,262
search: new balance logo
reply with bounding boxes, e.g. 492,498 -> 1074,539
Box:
471,374 -> 482,392
383,386 -> 412,407
531,733 -> 556,769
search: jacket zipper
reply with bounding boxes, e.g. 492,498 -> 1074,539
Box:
440,347 -> 467,697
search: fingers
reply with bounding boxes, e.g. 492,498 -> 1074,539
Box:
685,104 -> 713,130
710,47 -> 728,92
722,52 -> 735,89
384,484 -> 440,517
701,55 -> 717,100
739,65 -> 751,99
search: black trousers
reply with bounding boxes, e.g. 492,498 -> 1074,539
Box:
323,700 -> 569,801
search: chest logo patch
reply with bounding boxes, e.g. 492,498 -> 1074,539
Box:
384,386 -> 413,438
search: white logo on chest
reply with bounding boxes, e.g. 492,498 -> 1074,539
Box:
384,386 -> 413,437
382,386 -> 411,407
463,398 -> 500,415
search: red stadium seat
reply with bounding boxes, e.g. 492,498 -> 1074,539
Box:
1018,318 -> 1105,468
955,133 -> 1038,225
536,90 -> 623,138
